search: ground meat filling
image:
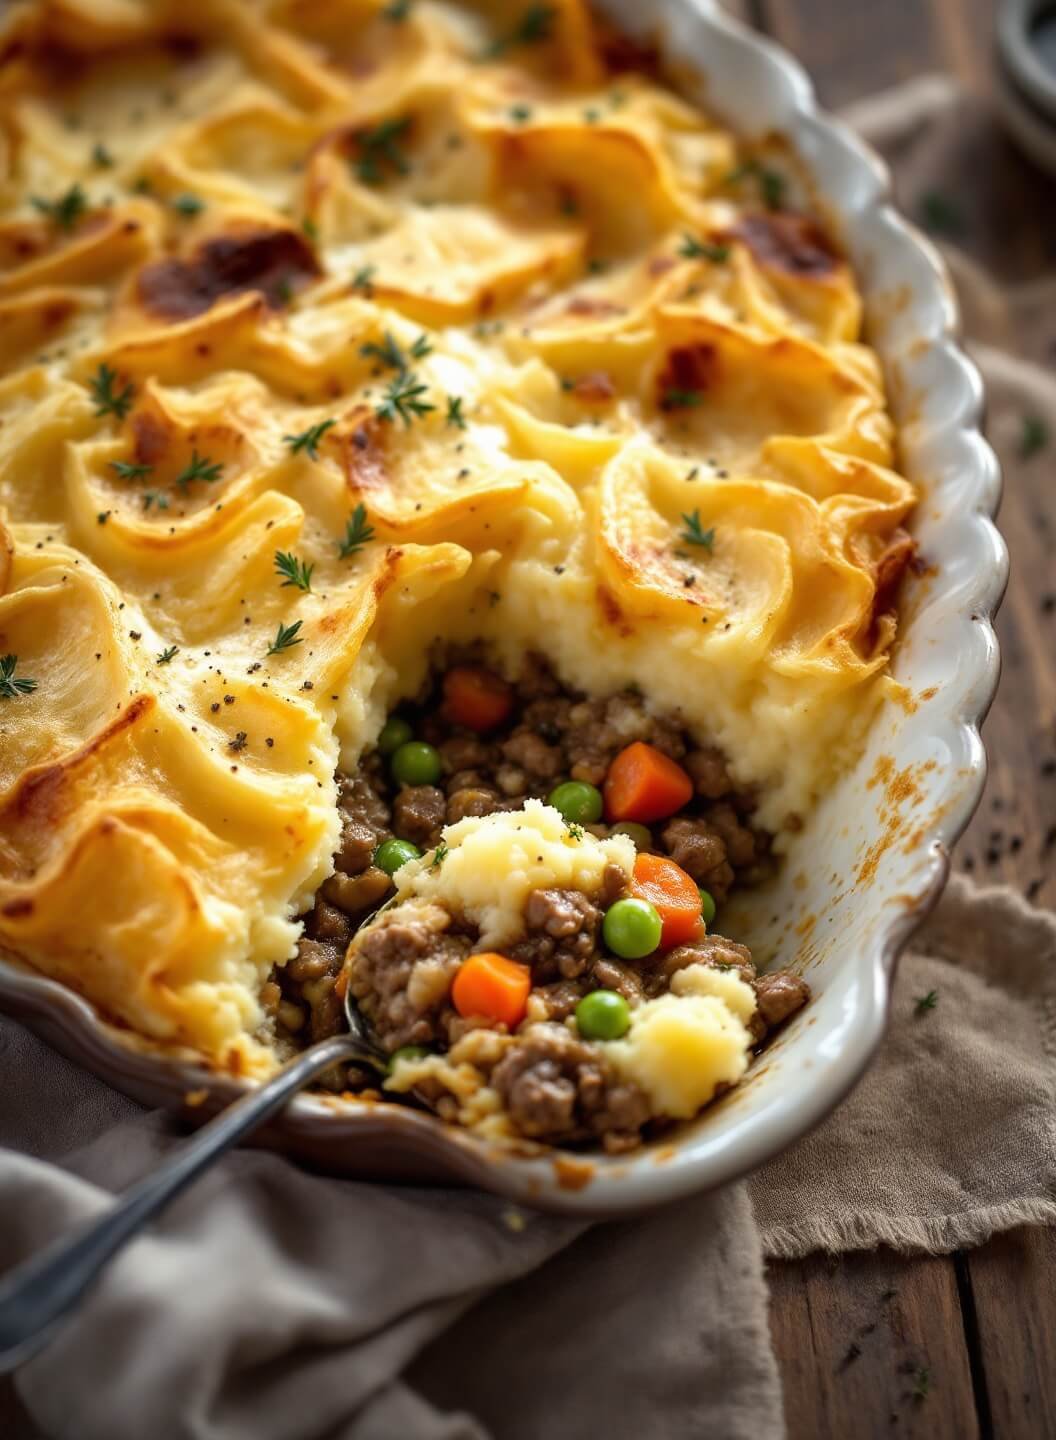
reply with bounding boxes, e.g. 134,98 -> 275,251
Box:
349,906 -> 471,1051
490,1024 -> 651,1153
393,785 -> 446,848
267,652 -> 810,1145
508,888 -> 607,981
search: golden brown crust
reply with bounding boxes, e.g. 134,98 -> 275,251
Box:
0,0 -> 915,1072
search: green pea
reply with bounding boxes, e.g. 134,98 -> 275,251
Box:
612,821 -> 652,850
575,989 -> 631,1041
391,740 -> 442,787
374,837 -> 421,875
548,780 -> 604,825
387,1044 -> 430,1074
698,888 -> 716,926
602,897 -> 662,960
378,715 -> 413,756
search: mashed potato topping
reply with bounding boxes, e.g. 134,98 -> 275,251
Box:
396,800 -> 635,948
0,0 -> 908,1076
608,965 -> 757,1118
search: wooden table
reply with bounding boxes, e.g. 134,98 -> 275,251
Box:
718,2 -> 1056,1434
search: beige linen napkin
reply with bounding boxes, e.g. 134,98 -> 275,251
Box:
751,876 -> 1056,1257
0,1026 -> 780,1440
3,73 -> 1056,1440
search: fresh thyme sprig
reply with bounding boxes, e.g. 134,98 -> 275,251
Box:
914,990 -> 938,1015
375,370 -> 435,427
430,840 -> 448,869
725,159 -> 785,211
565,822 -> 585,841
267,620 -> 304,656
143,491 -> 169,512
31,183 -> 88,231
174,450 -> 223,492
338,503 -> 375,559
679,233 -> 730,263
92,142 -> 114,169
284,418 -> 335,460
354,117 -> 411,186
912,1367 -> 932,1402
0,654 -> 37,700
679,510 -> 715,550
359,330 -> 432,374
917,190 -> 964,239
88,363 -> 134,420
663,388 -> 703,411
1020,415 -> 1048,460
351,264 -> 376,295
156,645 -> 179,664
110,460 -> 153,481
171,192 -> 204,217
274,550 -> 314,592
486,4 -> 555,56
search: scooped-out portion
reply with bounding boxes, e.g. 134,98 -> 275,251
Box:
265,654 -> 810,1151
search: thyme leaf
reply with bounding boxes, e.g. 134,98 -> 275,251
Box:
31,183 -> 88,231
0,654 -> 37,700
88,363 -> 134,420
1020,415 -> 1048,460
679,233 -> 730,263
284,418 -> 335,460
274,550 -> 314,592
725,159 -> 785,211
375,370 -> 435,426
354,116 -> 411,186
338,503 -> 376,558
174,450 -> 223,492
171,192 -> 204,217
486,5 -> 555,56
679,510 -> 715,549
110,460 -> 153,481
267,620 -> 304,656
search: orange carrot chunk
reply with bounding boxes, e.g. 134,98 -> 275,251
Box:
443,665 -> 514,732
604,741 -> 694,824
630,852 -> 703,948
451,952 -> 531,1028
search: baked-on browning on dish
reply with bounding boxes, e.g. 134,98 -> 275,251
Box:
0,0 -> 915,1149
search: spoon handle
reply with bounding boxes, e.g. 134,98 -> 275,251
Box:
0,1031 -> 361,1374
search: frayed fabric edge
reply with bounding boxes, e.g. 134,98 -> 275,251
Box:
760,1197 -> 1056,1261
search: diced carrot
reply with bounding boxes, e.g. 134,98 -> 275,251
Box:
451,952 -> 531,1028
604,741 -> 694,824
630,852 -> 703,948
443,665 -> 514,733
334,968 -> 349,1002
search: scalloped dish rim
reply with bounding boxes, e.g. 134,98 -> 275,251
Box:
0,0 -> 1007,1215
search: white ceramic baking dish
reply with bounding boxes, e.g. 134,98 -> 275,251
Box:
0,0 -> 1006,1215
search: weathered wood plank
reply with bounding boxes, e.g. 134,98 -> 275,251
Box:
964,1227 -> 1056,1438
767,1250 -> 981,1440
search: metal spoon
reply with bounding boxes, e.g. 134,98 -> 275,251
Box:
0,985 -> 387,1375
